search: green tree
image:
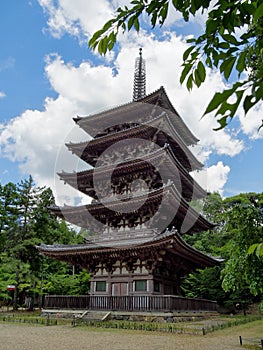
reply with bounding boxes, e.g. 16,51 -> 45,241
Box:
0,178 -> 90,309
0,182 -> 18,253
184,193 -> 226,256
221,203 -> 263,296
182,266 -> 225,302
89,0 -> 263,130
224,193 -> 263,258
183,192 -> 263,310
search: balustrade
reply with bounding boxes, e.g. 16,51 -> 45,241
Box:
44,295 -> 217,312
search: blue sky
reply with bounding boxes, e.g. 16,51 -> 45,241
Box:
0,0 -> 262,202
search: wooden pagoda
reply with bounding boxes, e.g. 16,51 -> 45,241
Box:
38,50 -> 219,312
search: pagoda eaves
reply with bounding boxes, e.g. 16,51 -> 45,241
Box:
67,113 -> 203,172
59,144 -> 207,202
74,87 -> 198,146
50,182 -> 214,235
38,230 -> 220,276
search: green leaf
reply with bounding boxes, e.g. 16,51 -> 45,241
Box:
218,42 -> 230,50
180,64 -> 192,84
107,32 -> 117,51
134,17 -> 140,31
215,89 -> 244,120
248,243 -> 258,255
98,36 -> 108,55
220,56 -> 236,80
236,51 -> 246,74
186,74 -> 193,90
256,243 -> 263,258
197,61 -> 206,82
191,50 -> 200,60
221,34 -> 241,46
151,11 -> 158,27
243,95 -> 255,115
186,38 -> 196,44
183,46 -> 195,61
102,19 -> 116,32
203,90 -> 233,115
89,29 -> 105,48
194,68 -> 201,87
213,116 -> 228,131
160,3 -> 169,25
128,15 -> 135,30
254,3 -> 263,21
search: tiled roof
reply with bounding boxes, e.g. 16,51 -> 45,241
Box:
67,112 -> 203,172
74,87 -> 198,146
37,229 -> 221,267
59,144 -> 207,201
49,182 -> 214,234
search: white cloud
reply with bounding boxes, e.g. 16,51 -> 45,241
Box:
207,161 -> 230,195
238,101 -> 263,140
0,28 -> 245,199
38,0 -> 113,40
0,92 -> 6,99
192,161 -> 230,196
37,0 -> 210,42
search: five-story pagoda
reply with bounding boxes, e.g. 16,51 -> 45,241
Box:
38,50 -> 219,303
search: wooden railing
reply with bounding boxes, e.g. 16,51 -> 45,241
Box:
43,295 -> 217,312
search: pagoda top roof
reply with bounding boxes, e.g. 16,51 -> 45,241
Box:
37,229 -> 221,268
59,144 -> 207,201
74,87 -> 199,146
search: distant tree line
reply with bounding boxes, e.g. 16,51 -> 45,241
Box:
182,192 -> 263,313
0,176 -> 90,310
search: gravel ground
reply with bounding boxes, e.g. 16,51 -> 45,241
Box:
0,322 -> 257,350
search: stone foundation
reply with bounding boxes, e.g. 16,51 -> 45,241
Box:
42,309 -> 219,323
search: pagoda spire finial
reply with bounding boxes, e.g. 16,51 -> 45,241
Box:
133,48 -> 146,101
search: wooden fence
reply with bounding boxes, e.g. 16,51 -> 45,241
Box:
43,295 -> 217,312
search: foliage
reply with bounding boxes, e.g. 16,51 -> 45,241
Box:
181,266 -> 226,303
223,192 -> 263,258
181,267 -> 254,312
184,192 -> 226,256
183,192 -> 263,309
248,242 -> 263,257
0,177 -> 90,309
89,0 -> 263,130
221,203 -> 263,296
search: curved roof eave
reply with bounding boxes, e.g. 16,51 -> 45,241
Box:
74,87 -> 198,146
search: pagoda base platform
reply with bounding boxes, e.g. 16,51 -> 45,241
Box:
41,308 -> 219,323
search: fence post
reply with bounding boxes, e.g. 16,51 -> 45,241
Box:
72,315 -> 76,327
260,339 -> 263,350
46,314 -> 50,326
239,336 -> 242,346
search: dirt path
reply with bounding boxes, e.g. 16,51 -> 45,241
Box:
0,321 -> 261,350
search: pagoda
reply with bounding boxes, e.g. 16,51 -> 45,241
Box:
39,50 -> 219,303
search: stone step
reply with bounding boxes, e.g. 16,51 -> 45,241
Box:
42,309 -> 112,321
81,311 -> 111,321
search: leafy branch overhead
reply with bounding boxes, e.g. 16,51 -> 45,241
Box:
89,0 -> 263,130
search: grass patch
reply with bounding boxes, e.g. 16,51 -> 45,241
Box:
73,315 -> 263,335
0,311 -> 262,337
0,313 -> 70,326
